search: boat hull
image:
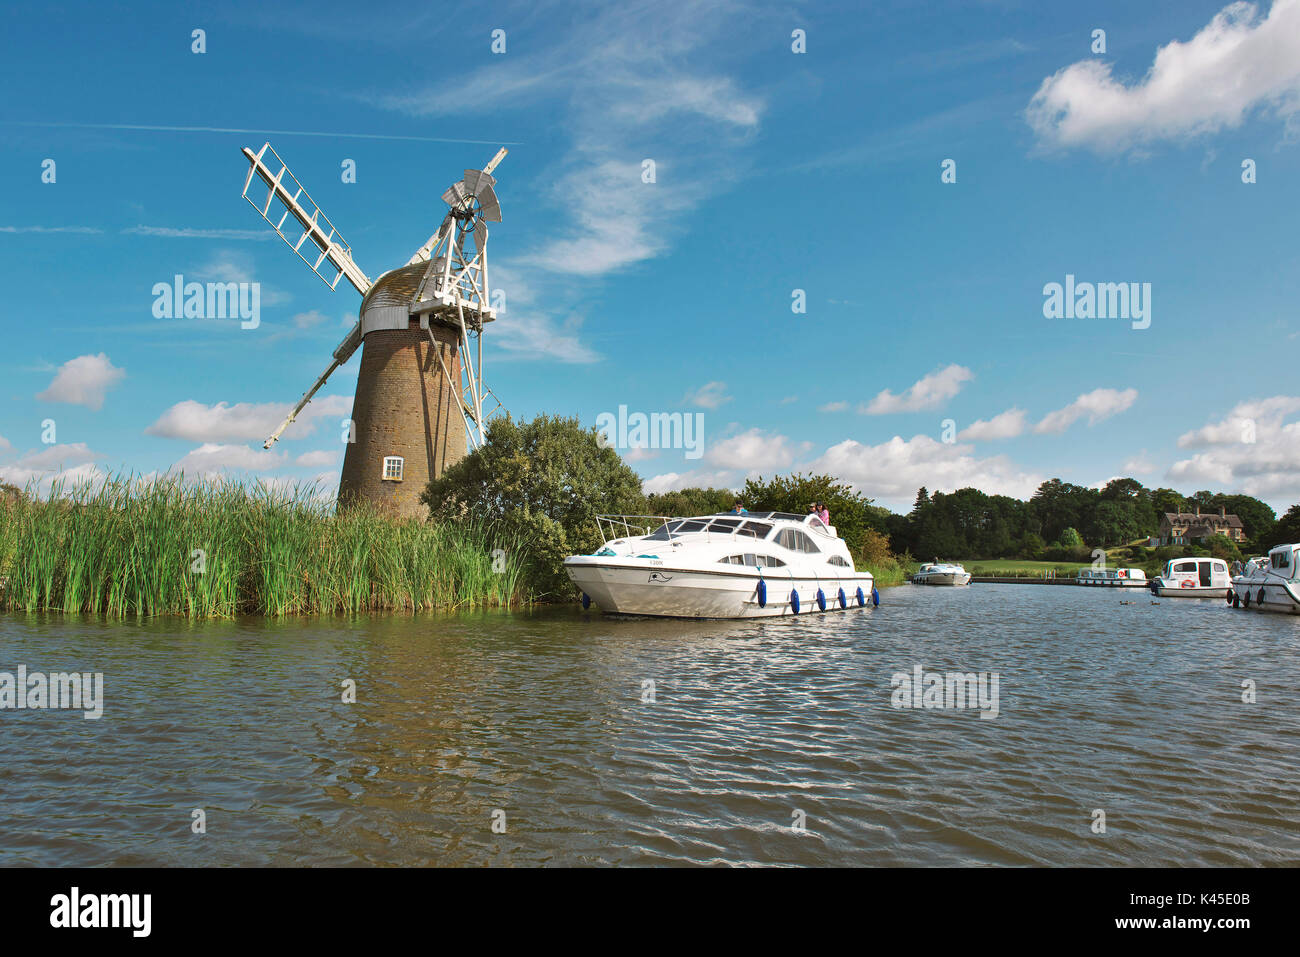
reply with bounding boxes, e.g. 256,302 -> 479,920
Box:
565,558 -> 875,619
1151,581 -> 1232,599
1230,577 -> 1300,614
911,573 -> 971,586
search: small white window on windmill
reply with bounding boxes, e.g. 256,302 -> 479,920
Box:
382,456 -> 404,482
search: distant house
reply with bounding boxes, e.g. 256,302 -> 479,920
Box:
1158,507 -> 1245,546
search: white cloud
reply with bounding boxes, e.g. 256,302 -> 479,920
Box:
1122,451 -> 1158,474
1027,0 -> 1300,153
684,381 -> 732,410
819,401 -> 849,413
0,225 -> 102,234
810,434 -> 1043,507
492,310 -> 600,364
642,469 -> 740,495
295,449 -> 341,467
36,354 -> 126,410
958,407 -> 1028,441
145,395 -> 352,443
1176,395 -> 1300,446
0,434 -> 9,451
0,445 -> 105,495
197,250 -> 290,305
704,428 -> 798,471
1168,396 -> 1300,505
169,443 -> 287,476
861,364 -> 973,415
1034,388 -> 1138,434
124,226 -> 274,241
371,3 -> 763,360
291,310 -> 333,329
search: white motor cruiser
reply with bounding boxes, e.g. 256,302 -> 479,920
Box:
1075,567 -> 1148,587
1229,545 -> 1300,614
1149,557 -> 1232,598
910,562 -> 971,586
563,512 -> 877,619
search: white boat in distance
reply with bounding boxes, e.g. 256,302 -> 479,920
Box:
1075,567 -> 1148,587
564,512 -> 877,619
1149,557 -> 1232,598
911,562 -> 971,586
1230,544 -> 1300,614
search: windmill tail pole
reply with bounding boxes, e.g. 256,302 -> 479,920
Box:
263,357 -> 342,449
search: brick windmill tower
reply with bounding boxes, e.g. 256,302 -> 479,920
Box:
239,143 -> 506,517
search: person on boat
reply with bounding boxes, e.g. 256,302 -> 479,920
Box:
732,500 -> 748,515
817,503 -> 830,525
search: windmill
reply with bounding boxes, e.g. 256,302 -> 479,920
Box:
239,142 -> 507,517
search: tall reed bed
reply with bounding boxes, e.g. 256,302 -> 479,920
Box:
0,476 -> 529,617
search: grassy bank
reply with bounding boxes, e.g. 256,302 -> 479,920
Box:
0,477 -> 530,617
859,556 -> 912,587
961,559 -> 1080,578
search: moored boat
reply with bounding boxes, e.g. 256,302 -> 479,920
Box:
911,562 -> 971,586
564,512 -> 877,619
1229,545 -> 1300,614
1075,567 -> 1147,587
1149,557 -> 1232,598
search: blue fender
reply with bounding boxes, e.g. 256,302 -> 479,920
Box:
871,586 -> 880,606
581,592 -> 591,610
757,578 -> 767,608
816,588 -> 827,611
790,589 -> 800,614
838,587 -> 847,609
856,586 -> 865,607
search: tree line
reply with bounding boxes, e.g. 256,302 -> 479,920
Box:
419,415 -> 1300,593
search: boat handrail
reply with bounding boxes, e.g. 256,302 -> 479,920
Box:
593,514 -> 675,543
592,511 -> 829,546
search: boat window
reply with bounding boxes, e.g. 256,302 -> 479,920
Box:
827,555 -> 850,567
1174,561 -> 1197,573
642,520 -> 684,541
1273,551 -> 1292,570
735,521 -> 773,539
718,553 -> 788,568
776,528 -> 820,553
677,520 -> 708,532
708,518 -> 741,533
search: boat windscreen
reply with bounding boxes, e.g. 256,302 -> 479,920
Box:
735,521 -> 773,539
642,521 -> 684,541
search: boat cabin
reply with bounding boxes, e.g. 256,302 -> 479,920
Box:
1268,544 -> 1300,580
1160,557 -> 1230,588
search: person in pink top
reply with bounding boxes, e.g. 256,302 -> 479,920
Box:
816,503 -> 830,525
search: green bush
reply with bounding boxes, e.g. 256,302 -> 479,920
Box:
422,414 -> 644,598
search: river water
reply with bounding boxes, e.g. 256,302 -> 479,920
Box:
1,584 -> 1297,866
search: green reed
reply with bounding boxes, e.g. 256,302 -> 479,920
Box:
0,475 -> 533,618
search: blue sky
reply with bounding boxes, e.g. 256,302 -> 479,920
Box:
2,0 -> 1299,513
